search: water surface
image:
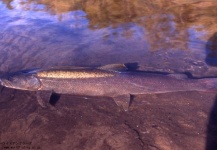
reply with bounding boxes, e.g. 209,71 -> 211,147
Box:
0,0 -> 217,77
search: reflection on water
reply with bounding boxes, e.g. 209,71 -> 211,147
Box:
0,0 -> 217,77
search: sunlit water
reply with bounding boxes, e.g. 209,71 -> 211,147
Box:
0,0 -> 217,77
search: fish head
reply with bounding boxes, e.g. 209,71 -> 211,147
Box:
0,72 -> 41,91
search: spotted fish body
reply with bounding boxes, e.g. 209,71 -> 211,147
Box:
0,64 -> 217,110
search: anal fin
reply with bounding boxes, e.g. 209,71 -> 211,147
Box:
113,94 -> 132,111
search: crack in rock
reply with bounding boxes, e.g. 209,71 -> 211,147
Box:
124,121 -> 145,149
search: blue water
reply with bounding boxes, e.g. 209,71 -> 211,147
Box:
0,0 -> 216,77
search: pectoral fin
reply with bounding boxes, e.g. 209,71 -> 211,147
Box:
113,94 -> 132,111
36,91 -> 48,108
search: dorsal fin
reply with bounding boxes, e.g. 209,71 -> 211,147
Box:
167,73 -> 188,79
98,64 -> 128,72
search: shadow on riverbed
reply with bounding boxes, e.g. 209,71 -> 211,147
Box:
206,96 -> 217,150
205,33 -> 217,66
205,32 -> 217,150
49,93 -> 61,106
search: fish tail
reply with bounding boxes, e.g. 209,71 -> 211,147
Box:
200,78 -> 217,92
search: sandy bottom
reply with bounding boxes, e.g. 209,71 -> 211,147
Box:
0,87 -> 217,150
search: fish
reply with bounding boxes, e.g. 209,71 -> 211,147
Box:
0,64 -> 217,111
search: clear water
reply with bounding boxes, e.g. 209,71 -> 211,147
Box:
0,0 -> 217,77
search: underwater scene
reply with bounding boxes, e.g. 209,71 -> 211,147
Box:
0,0 -> 217,149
